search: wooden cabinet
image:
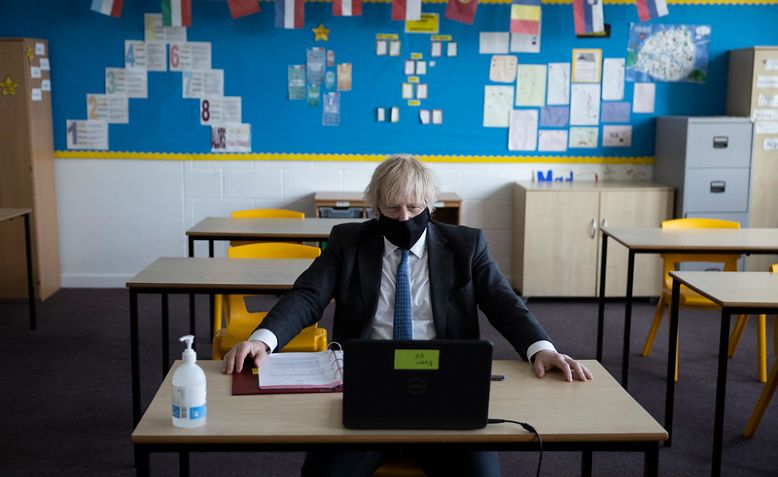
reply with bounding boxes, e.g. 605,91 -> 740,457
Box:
314,191 -> 462,224
726,46 -> 778,271
512,182 -> 674,298
0,38 -> 60,300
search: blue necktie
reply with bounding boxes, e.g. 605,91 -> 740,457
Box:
393,249 -> 413,340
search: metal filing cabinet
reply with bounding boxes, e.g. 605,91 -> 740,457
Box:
654,116 -> 753,226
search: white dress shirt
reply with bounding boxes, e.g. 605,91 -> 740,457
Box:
251,230 -> 556,360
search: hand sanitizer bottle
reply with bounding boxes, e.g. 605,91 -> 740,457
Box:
172,335 -> 207,428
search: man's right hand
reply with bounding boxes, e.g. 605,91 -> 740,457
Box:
222,340 -> 269,374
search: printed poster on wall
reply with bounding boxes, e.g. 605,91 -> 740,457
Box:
626,23 -> 711,84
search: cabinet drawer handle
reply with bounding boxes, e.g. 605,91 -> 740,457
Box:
589,219 -> 598,239
712,136 -> 728,149
600,218 -> 608,229
710,181 -> 726,193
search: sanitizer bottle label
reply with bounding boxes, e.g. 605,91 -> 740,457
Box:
172,384 -> 207,420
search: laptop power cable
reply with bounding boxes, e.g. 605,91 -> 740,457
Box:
487,418 -> 543,477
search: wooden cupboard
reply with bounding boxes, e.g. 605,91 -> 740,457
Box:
726,46 -> 778,271
512,181 -> 673,298
0,38 -> 60,300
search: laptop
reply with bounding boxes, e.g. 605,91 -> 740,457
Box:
342,340 -> 493,430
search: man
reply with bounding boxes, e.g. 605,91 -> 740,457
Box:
223,154 -> 591,476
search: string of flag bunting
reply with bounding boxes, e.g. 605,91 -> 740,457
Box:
91,0 -> 674,31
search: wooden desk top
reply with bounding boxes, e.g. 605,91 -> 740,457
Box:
603,227 -> 778,252
314,191 -> 461,207
0,208 -> 31,222
132,360 -> 667,445
186,217 -> 367,239
670,271 -> 778,309
126,257 -> 313,290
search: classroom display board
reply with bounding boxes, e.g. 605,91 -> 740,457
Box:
2,0 -> 777,162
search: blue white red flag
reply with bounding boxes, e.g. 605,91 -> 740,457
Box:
275,0 -> 305,29
573,0 -> 604,35
636,0 -> 668,22
91,0 -> 123,17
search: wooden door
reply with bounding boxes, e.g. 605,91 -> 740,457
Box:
598,189 -> 673,297
522,190 -> 599,297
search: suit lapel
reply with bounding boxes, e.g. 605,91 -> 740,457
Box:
358,220 -> 384,337
427,222 -> 452,338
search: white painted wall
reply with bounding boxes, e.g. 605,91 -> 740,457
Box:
55,158 -> 650,287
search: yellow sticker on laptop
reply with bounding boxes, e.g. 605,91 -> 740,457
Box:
394,350 -> 439,370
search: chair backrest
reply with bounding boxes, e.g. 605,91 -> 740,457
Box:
231,208 -> 304,219
227,242 -> 321,259
660,218 -> 742,288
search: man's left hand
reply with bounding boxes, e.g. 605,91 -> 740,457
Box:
532,350 -> 593,382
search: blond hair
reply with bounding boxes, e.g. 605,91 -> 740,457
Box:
364,154 -> 440,213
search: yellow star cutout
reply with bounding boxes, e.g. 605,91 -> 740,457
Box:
313,24 -> 330,42
25,46 -> 34,63
1,75 -> 18,96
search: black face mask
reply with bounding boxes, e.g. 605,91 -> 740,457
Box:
378,208 -> 430,250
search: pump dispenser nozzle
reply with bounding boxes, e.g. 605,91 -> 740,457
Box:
179,335 -> 196,363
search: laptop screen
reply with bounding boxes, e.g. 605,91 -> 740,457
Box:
342,340 -> 493,430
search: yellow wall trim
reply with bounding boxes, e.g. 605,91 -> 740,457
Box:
55,150 -> 654,165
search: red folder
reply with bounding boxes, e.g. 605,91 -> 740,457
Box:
231,366 -> 343,395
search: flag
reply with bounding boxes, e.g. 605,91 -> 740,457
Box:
275,0 -> 305,29
391,0 -> 422,22
161,0 -> 192,27
510,0 -> 541,35
572,0 -> 604,35
445,0 -> 479,24
228,0 -> 260,19
91,0 -> 123,17
635,0 -> 668,22
333,0 -> 362,16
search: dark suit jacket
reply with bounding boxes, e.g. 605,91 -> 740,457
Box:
259,219 -> 551,361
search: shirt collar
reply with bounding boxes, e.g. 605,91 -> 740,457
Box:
382,229 -> 428,259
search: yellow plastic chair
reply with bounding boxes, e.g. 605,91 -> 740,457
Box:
641,218 -> 767,383
742,263 -> 778,438
230,208 -> 305,247
212,242 -> 327,359
231,208 -> 305,219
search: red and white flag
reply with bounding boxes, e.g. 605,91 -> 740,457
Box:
392,0 -> 422,22
334,0 -> 362,16
91,0 -> 123,17
445,0 -> 478,24
275,0 -> 305,29
161,0 -> 192,27
228,0 -> 260,19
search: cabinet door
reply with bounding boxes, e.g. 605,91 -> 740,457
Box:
523,191 -> 599,296
598,190 -> 673,297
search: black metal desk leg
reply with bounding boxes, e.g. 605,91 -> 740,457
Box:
23,213 -> 36,330
597,232 -> 609,361
711,309 -> 732,477
179,451 -> 190,476
206,239 -> 216,341
130,290 -> 141,427
664,278 -> 681,448
621,251 -> 636,388
134,445 -> 149,477
581,450 -> 593,477
188,237 -> 196,336
162,293 -> 170,374
644,442 -> 659,477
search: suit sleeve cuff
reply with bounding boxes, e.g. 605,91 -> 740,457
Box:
527,340 -> 556,362
248,328 -> 278,353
